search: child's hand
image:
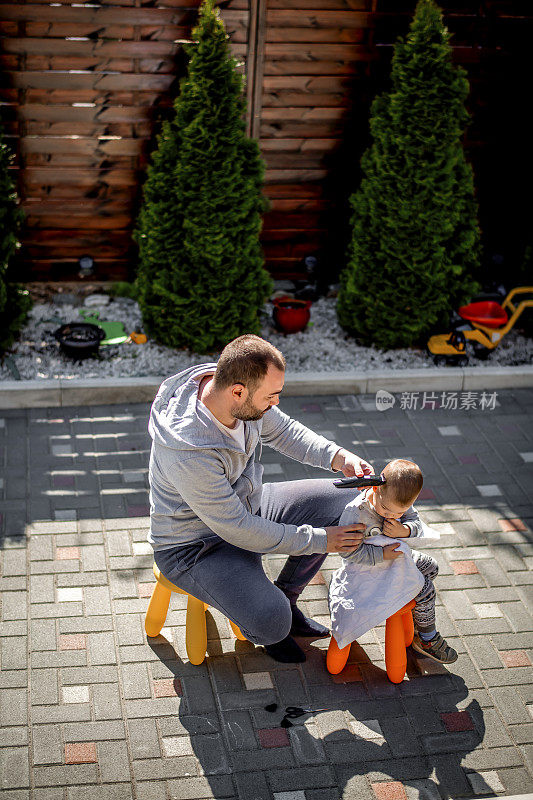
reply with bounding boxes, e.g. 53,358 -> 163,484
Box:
383,518 -> 410,538
383,543 -> 403,560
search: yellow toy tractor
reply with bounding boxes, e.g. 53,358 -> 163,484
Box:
428,286 -> 533,366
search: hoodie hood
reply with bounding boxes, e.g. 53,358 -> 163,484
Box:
149,362 -> 233,451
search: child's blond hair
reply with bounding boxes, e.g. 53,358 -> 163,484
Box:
382,459 -> 423,506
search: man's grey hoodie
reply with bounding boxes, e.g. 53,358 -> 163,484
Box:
148,364 -> 341,556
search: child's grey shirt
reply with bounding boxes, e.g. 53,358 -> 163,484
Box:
339,490 -> 422,566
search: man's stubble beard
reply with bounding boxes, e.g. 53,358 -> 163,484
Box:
231,398 -> 272,422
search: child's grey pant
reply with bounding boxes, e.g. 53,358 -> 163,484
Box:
154,479 -> 356,646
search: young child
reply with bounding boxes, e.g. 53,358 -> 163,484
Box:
328,458 -> 457,664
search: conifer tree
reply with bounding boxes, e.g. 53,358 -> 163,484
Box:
0,122 -> 31,354
337,0 -> 481,349
133,0 -> 272,352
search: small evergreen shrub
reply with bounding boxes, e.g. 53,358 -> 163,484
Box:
0,123 -> 31,354
133,0 -> 272,352
337,0 -> 481,349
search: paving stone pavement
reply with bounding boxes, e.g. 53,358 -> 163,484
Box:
1,388 -> 533,800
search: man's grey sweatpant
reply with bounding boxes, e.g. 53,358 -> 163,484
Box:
154,479 -> 356,646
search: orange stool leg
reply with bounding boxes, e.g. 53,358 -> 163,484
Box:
385,613 -> 406,684
326,637 -> 351,674
402,608 -> 414,647
145,582 -> 171,638
186,594 -> 208,665
229,620 -> 246,641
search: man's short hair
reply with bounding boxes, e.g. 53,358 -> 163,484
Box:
382,459 -> 423,507
213,335 -> 286,392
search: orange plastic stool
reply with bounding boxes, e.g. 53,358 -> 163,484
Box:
145,564 -> 246,665
326,599 -> 416,684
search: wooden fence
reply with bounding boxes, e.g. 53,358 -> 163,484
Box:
0,0 -> 530,281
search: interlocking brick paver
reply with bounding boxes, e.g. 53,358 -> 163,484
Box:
451,560 -> 478,574
258,727 -> 291,748
371,782 -> 407,800
32,724 -> 63,766
2,390 -> 533,797
59,634 -> 87,650
56,546 -> 80,560
64,743 -> 97,764
499,649 -> 532,667
153,677 -> 183,697
440,711 -> 475,732
62,685 -> 90,704
243,671 -> 274,690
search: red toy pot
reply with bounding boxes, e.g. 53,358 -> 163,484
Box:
272,297 -> 312,334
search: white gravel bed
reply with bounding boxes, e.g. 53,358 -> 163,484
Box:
1,296 -> 532,381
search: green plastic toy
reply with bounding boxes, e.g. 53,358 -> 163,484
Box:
79,309 -> 130,346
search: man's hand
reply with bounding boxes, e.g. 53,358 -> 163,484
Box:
331,448 -> 373,478
383,518 -> 410,538
383,543 -> 403,560
325,524 -> 365,553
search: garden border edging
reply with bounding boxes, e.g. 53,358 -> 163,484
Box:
0,365 -> 532,409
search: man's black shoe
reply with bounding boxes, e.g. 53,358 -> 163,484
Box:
290,605 -> 330,638
264,635 -> 306,663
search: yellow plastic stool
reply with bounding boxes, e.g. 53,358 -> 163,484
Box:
145,564 -> 246,665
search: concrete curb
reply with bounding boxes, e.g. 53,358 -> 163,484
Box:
1,365 -> 532,408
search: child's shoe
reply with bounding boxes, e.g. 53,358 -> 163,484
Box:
411,632 -> 458,664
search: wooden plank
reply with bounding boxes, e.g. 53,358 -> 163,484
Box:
260,138 -> 339,152
2,38 -> 181,57
261,121 -> 346,137
266,27 -> 366,43
23,243 -> 134,259
14,24 -> 247,45
263,212 -> 323,228
263,75 -> 354,91
10,104 -> 158,123
24,0 -> 248,7
19,168 -> 138,186
24,185 -> 137,201
266,198 -> 327,212
265,43 -> 377,60
267,0 -> 371,8
262,92 -> 350,107
262,107 -> 347,122
25,214 -> 132,230
261,228 -> 327,241
23,23 -> 188,41
264,169 -> 328,182
263,183 -> 325,198
22,199 -> 136,215
23,154 -> 139,169
5,72 -> 176,92
21,56 -> 182,75
0,4 -> 227,26
21,229 -> 133,246
20,137 -> 144,157
263,59 -> 365,75
266,10 -> 373,27
261,152 -> 331,168
5,120 -> 152,137
7,89 -> 170,105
